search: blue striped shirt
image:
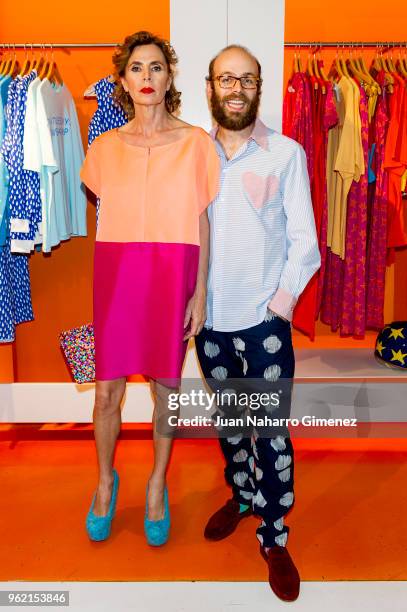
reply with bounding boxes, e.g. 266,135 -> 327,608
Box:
205,118 -> 321,332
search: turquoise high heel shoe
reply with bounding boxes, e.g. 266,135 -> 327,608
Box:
86,468 -> 119,541
144,484 -> 170,546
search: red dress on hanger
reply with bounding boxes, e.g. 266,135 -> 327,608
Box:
384,73 -> 407,260
283,71 -> 320,338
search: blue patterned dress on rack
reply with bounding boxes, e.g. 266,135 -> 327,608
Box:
2,71 -> 42,252
87,77 -> 127,226
0,76 -> 34,342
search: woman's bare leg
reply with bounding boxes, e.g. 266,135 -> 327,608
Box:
91,377 -> 126,516
147,379 -> 179,520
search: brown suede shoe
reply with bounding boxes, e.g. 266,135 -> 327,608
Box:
260,544 -> 300,602
204,499 -> 253,541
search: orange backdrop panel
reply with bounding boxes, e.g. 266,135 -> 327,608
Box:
285,0 -> 407,347
0,0 -> 170,382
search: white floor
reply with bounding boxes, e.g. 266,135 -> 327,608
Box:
1,582 -> 406,611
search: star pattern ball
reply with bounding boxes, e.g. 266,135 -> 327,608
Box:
374,321 -> 407,370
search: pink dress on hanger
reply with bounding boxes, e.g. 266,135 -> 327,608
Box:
366,70 -> 390,329
340,84 -> 369,336
316,82 -> 339,316
321,83 -> 369,337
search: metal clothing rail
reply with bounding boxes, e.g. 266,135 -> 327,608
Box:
285,41 -> 407,48
0,41 -> 406,49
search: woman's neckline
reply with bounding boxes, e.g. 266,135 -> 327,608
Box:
114,126 -> 200,149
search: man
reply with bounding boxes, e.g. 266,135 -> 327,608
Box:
195,45 -> 320,602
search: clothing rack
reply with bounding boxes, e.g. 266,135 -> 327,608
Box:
0,42 -> 407,49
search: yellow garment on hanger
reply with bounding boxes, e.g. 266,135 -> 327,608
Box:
327,75 -> 364,259
402,169 -> 407,192
368,81 -> 380,122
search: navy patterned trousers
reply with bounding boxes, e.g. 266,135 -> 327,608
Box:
195,309 -> 295,548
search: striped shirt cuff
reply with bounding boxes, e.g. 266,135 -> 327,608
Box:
267,288 -> 297,322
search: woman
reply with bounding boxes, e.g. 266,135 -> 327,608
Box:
80,31 -> 220,546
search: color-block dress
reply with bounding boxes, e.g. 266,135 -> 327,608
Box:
80,126 -> 220,383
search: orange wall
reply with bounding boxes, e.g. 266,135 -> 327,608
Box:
0,0 -> 170,382
284,0 -> 407,346
0,0 -> 406,381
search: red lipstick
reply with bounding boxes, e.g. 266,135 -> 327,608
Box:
140,87 -> 155,94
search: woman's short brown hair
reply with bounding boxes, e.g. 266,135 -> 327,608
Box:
112,30 -> 181,119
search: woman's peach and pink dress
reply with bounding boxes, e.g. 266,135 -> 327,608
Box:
80,127 -> 220,383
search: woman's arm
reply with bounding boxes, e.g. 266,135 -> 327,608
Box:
183,210 -> 210,340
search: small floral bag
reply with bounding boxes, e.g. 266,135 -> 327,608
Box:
59,323 -> 95,383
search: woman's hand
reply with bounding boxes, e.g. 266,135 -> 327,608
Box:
183,290 -> 207,340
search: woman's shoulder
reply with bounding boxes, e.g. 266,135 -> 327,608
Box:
171,120 -> 212,142
89,128 -> 118,149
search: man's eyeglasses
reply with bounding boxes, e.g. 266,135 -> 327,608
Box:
210,74 -> 262,90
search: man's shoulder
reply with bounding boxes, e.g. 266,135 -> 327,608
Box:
265,127 -> 302,154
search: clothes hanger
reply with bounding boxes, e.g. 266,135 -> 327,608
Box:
38,45 -> 46,75
346,43 -> 366,85
2,45 -> 11,76
330,45 -> 344,80
353,53 -> 363,73
380,46 -> 391,73
316,47 -> 329,95
401,43 -> 407,75
39,44 -> 51,80
48,48 -> 64,86
381,46 -> 395,87
31,43 -> 44,74
0,45 -> 7,74
312,48 -> 320,77
359,45 -> 378,95
386,44 -> 397,74
371,45 -> 383,72
307,44 -> 315,78
19,44 -> 31,76
293,47 -> 299,74
396,45 -> 407,79
402,43 -> 407,73
356,44 -> 372,82
312,50 -> 325,93
313,46 -> 327,93
373,46 -> 394,93
5,44 -> 19,77
339,44 -> 351,78
296,45 -> 303,72
294,47 -> 299,74
347,43 -> 360,73
359,43 -> 371,78
297,45 -> 303,72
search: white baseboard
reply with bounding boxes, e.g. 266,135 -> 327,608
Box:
2,348 -> 406,423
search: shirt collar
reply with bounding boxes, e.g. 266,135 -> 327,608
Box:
210,117 -> 269,152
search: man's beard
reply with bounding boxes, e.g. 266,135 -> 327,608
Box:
210,88 -> 260,131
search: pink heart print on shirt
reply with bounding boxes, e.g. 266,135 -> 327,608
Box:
242,172 -> 280,209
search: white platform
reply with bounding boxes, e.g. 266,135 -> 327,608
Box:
1,581 -> 406,611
